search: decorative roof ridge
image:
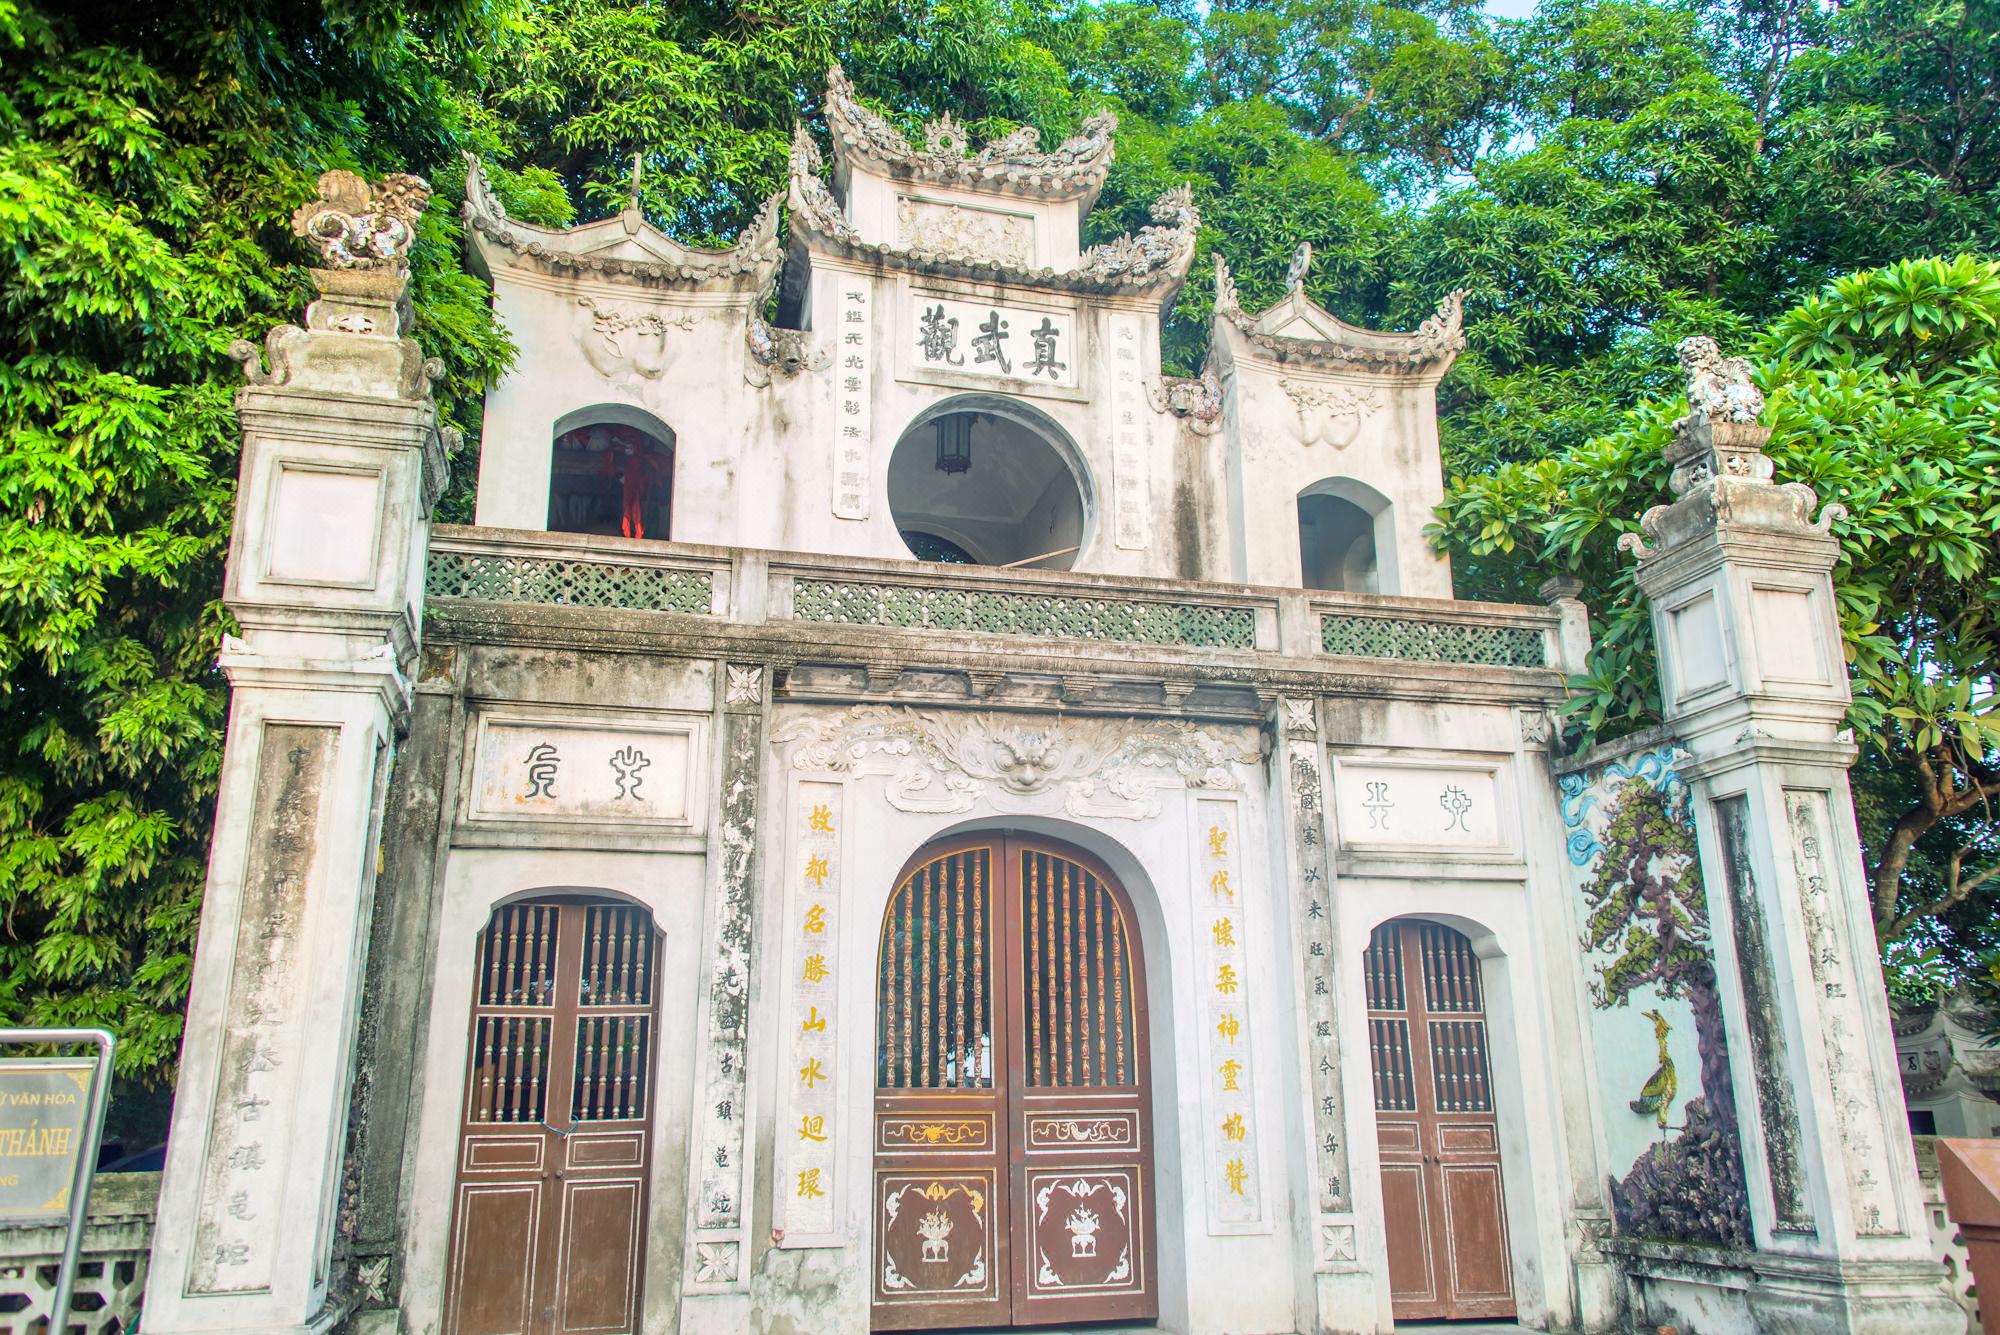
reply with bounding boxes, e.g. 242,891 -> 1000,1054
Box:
462,153 -> 782,288
792,125 -> 1192,299
821,63 -> 1117,206
790,128 -> 1196,299
1213,251 -> 1468,371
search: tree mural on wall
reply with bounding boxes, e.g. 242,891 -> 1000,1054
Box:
1581,776 -> 1752,1247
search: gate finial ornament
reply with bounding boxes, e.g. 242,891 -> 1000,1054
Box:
1286,241 -> 1313,293
291,169 -> 431,269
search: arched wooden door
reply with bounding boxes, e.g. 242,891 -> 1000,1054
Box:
443,897 -> 662,1335
870,834 -> 1157,1330
1365,918 -> 1516,1321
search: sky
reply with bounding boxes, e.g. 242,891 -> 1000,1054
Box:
1484,0 -> 1541,16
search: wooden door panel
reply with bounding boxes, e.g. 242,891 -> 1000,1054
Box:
555,1179 -> 642,1333
1377,1162 -> 1438,1308
875,1171 -> 1003,1309
1019,1167 -> 1146,1304
1366,919 -> 1515,1323
872,843 -> 1009,1330
448,1182 -> 540,1335
871,836 -> 1155,1330
445,900 -> 662,1335
1440,1163 -> 1513,1306
1008,842 -> 1155,1328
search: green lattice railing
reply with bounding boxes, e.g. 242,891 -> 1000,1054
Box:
427,549 -> 713,614
793,579 -> 1257,649
1320,613 -> 1546,668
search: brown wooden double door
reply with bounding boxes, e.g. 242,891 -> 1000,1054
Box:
444,898 -> 661,1335
870,835 -> 1157,1330
1366,918 -> 1516,1321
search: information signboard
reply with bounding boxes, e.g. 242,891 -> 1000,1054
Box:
0,1058 -> 98,1224
0,1030 -> 114,1335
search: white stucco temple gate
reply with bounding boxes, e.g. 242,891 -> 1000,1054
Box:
140,70 -> 1961,1335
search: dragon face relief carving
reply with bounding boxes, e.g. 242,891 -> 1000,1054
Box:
896,197 -> 1034,266
772,705 -> 1255,820
1280,380 -> 1381,450
575,297 -> 693,379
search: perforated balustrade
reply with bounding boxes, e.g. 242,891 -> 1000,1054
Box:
792,579 -> 1257,650
426,549 -> 712,615
1320,612 -> 1545,668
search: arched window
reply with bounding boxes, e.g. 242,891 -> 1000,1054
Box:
887,396 -> 1092,570
548,406 -> 675,540
1298,478 -> 1395,594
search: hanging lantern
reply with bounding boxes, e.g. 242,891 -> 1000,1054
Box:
934,414 -> 973,474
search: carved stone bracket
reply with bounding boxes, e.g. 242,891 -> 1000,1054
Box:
1147,366 -> 1224,435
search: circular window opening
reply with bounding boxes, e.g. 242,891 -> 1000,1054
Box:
549,421 -> 674,540
888,406 -> 1087,570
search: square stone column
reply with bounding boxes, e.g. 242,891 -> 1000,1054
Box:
142,172 -> 451,1335
1622,343 -> 1958,1335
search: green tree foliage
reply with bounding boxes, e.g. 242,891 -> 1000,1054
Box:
0,0 -> 510,1078
4,0 -> 1997,1078
1432,255 -> 2000,956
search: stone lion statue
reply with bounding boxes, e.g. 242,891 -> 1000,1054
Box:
1678,336 -> 1763,423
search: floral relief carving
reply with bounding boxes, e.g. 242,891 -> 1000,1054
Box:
772,705 -> 1254,820
574,298 -> 693,379
896,198 -> 1034,266
1280,380 -> 1382,449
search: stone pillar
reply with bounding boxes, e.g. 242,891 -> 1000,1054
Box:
143,172 -> 450,1335
1266,696 -> 1376,1332
1621,341 -> 1957,1335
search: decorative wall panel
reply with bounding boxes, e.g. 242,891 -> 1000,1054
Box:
467,716 -> 699,826
1190,798 -> 1261,1228
834,275 -> 874,519
189,724 -> 337,1294
777,781 -> 844,1240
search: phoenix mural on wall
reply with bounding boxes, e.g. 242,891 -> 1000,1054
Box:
1564,746 -> 1752,1248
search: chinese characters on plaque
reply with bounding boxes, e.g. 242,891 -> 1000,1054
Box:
471,721 -> 694,825
1288,740 -> 1353,1215
1787,788 -> 1902,1237
1331,765 -> 1498,848
1106,311 -> 1152,550
781,782 -> 842,1237
909,295 -> 1077,389
835,277 -> 874,520
1193,798 -> 1261,1226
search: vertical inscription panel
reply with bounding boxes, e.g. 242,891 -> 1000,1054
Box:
778,781 -> 843,1238
1715,795 -> 1815,1235
1107,311 -> 1151,551
189,723 -> 338,1294
1191,797 -> 1261,1227
833,276 -> 874,520
1287,733 -> 1353,1220
1788,790 -> 1902,1236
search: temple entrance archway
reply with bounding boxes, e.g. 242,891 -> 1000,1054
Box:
869,833 -> 1158,1330
1365,917 -> 1516,1321
441,895 -> 661,1335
